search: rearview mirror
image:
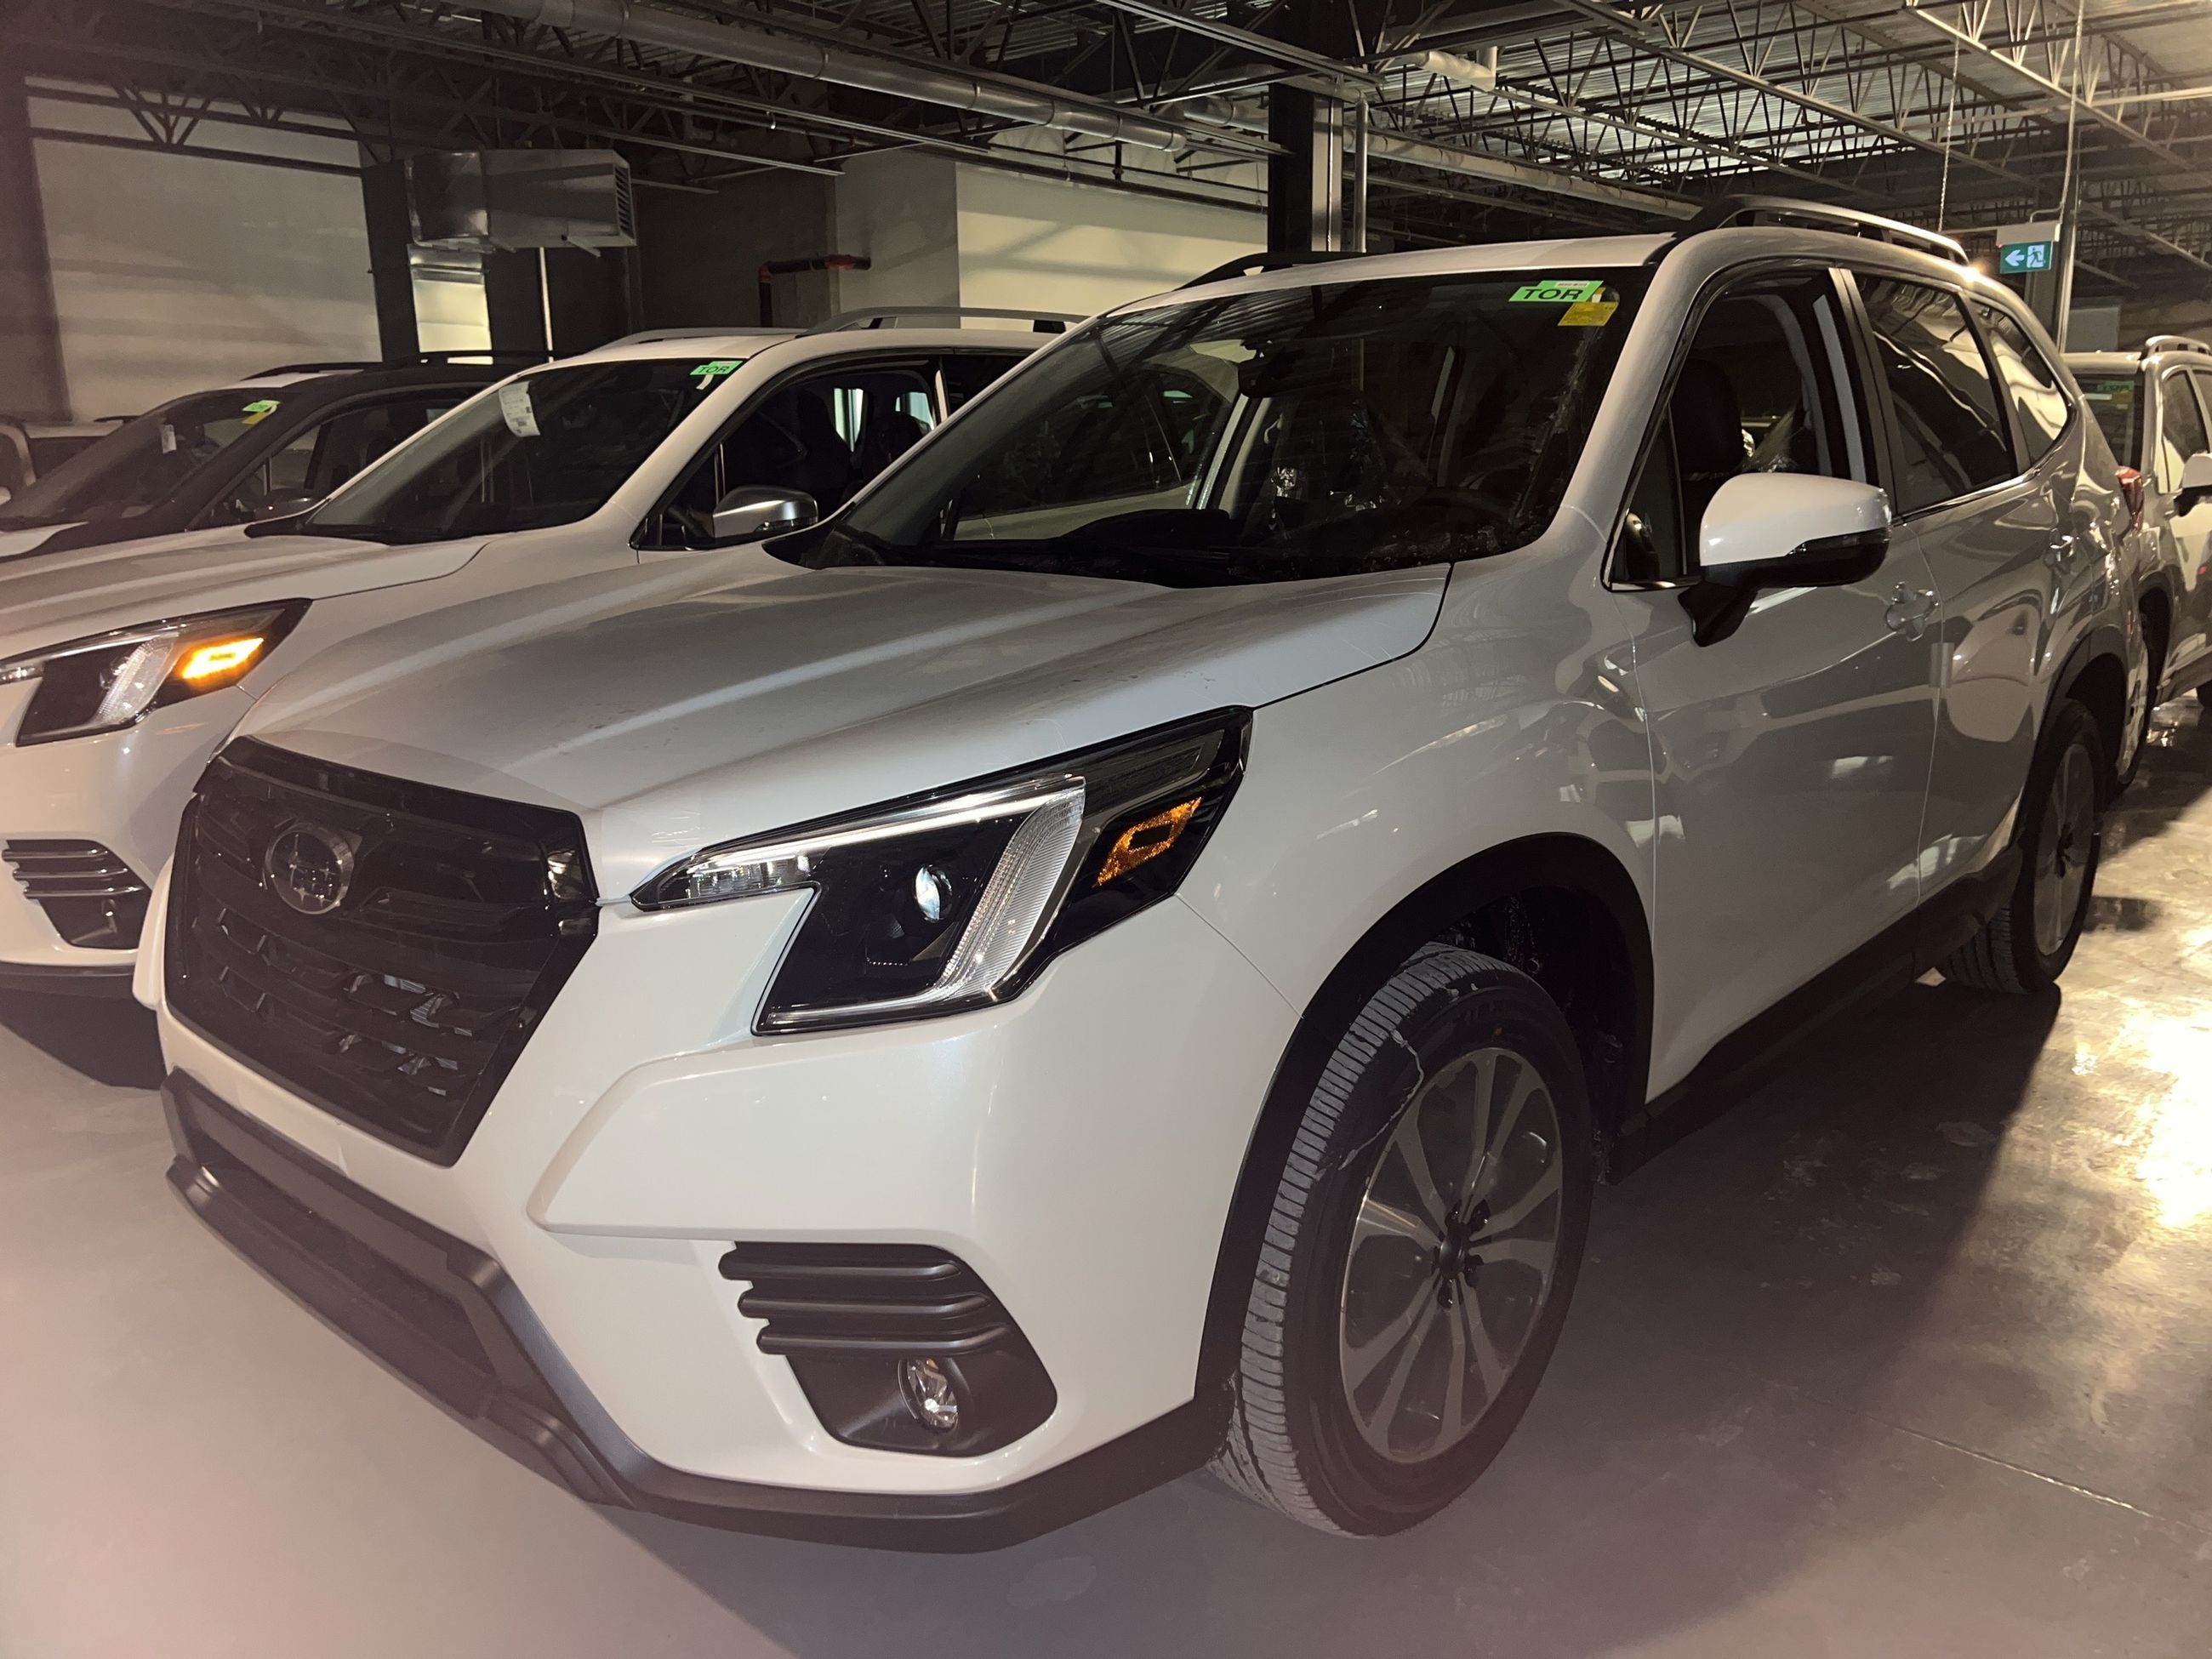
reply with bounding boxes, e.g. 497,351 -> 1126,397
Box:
252,488 -> 320,522
710,487 -> 818,545
2178,451 -> 2212,516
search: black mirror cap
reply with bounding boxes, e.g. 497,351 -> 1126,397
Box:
1702,525 -> 1890,591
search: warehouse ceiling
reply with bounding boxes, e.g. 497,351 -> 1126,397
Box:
10,0 -> 2212,293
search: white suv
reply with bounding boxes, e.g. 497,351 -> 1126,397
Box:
147,205 -> 2138,1548
2069,335 -> 2212,730
0,321 -> 1039,993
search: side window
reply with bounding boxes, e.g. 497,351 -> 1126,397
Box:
651,362 -> 936,546
2158,370 -> 2211,493
212,396 -> 455,524
939,352 -> 1026,414
1974,305 -> 2071,463
1856,277 -> 2016,514
1616,267 -> 1862,584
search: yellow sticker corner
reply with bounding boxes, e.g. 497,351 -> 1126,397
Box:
1559,299 -> 1619,328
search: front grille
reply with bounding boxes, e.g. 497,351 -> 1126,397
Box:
167,738 -> 597,1163
719,1244 -> 1057,1455
3,838 -> 151,948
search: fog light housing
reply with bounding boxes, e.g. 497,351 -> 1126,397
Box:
721,1243 -> 1057,1455
901,1356 -> 961,1433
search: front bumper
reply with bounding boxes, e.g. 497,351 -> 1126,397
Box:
156,887 -> 1297,1544
0,681 -> 249,972
163,1069 -> 1211,1549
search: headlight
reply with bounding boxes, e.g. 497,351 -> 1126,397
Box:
0,602 -> 306,746
636,709 -> 1250,1031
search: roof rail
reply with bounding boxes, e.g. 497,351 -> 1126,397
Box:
1670,197 -> 1969,265
1180,249 -> 1374,289
249,350 -> 545,376
801,306 -> 1081,335
598,327 -> 793,349
2145,334 -> 2212,358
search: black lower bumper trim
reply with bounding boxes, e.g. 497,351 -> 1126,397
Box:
161,1069 -> 1214,1550
0,961 -> 135,997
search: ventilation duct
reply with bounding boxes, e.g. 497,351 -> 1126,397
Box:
408,150 -> 637,250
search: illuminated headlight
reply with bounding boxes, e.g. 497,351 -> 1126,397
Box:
635,709 -> 1250,1031
0,602 -> 307,745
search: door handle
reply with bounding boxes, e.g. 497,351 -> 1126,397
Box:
1885,584 -> 1937,639
2044,532 -> 2077,567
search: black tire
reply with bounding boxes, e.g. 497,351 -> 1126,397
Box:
2116,607 -> 2164,794
1941,698 -> 2103,994
1212,946 -> 1593,1535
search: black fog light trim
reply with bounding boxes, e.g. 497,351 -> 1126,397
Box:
3,839 -> 151,949
719,1243 -> 1056,1456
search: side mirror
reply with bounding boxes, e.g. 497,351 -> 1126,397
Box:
2178,451 -> 2212,516
251,488 -> 320,522
1684,474 -> 1892,646
710,487 -> 818,545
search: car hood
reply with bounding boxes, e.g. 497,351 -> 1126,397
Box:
240,550 -> 1448,897
0,530 -> 485,662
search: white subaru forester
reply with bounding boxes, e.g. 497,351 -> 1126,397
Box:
146,202 -> 2140,1548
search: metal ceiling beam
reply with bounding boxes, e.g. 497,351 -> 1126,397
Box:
1366,128 -> 1697,217
470,0 -> 1184,149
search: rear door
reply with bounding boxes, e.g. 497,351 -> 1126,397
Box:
1851,275 -> 2066,896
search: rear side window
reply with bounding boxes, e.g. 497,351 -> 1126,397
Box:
1975,305 -> 2071,462
2158,370 -> 2210,493
939,352 -> 1026,413
2078,372 -> 2142,465
1857,277 -> 2015,514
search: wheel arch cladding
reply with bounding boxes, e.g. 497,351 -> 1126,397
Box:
2136,584 -> 2171,687
2058,633 -> 2129,787
1194,832 -> 1651,1404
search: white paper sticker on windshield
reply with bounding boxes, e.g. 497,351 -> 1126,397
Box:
499,383 -> 540,437
159,424 -> 178,454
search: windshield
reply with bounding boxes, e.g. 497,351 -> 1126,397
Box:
298,358 -> 738,543
781,270 -> 1646,586
0,391 -> 276,526
2078,372 -> 2141,464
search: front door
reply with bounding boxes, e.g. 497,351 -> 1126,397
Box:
1616,265 -> 1940,1087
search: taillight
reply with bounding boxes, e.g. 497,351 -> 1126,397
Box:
2118,465 -> 2146,528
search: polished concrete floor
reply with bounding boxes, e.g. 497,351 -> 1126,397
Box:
6,713 -> 2212,1658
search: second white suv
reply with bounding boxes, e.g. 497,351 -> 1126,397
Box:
0,321 -> 1039,993
147,204 -> 2137,1548
2070,334 -> 2212,727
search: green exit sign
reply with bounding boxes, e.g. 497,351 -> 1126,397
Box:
1998,241 -> 2056,273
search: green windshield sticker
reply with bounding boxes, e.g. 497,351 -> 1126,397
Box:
1511,279 -> 1605,305
239,398 -> 280,425
690,359 -> 744,389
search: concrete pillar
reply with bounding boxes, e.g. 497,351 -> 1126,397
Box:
0,77 -> 70,419
360,158 -> 420,362
1267,88 -> 1344,254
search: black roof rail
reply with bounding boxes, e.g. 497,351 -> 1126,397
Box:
2145,334 -> 2212,358
801,306 -> 1082,335
249,350 -> 545,377
1668,197 -> 1968,265
1179,248 -> 1376,288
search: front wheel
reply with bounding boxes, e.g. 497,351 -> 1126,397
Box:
1213,948 -> 1593,1535
1941,698 -> 2103,994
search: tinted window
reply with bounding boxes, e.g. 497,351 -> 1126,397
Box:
2078,372 -> 2142,464
647,362 -> 937,547
213,394 -> 459,524
939,352 -> 1026,413
1975,305 -> 2070,461
0,389 -> 278,527
2158,370 -> 2210,493
301,360 -> 725,542
1858,278 -> 2015,513
805,270 -> 1650,585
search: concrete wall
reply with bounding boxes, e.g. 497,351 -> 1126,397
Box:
830,151 -> 961,322
641,169 -> 841,329
29,100 -> 379,418
955,166 -> 1263,319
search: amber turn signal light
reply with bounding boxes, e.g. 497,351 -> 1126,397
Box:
1094,796 -> 1200,886
174,636 -> 268,686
